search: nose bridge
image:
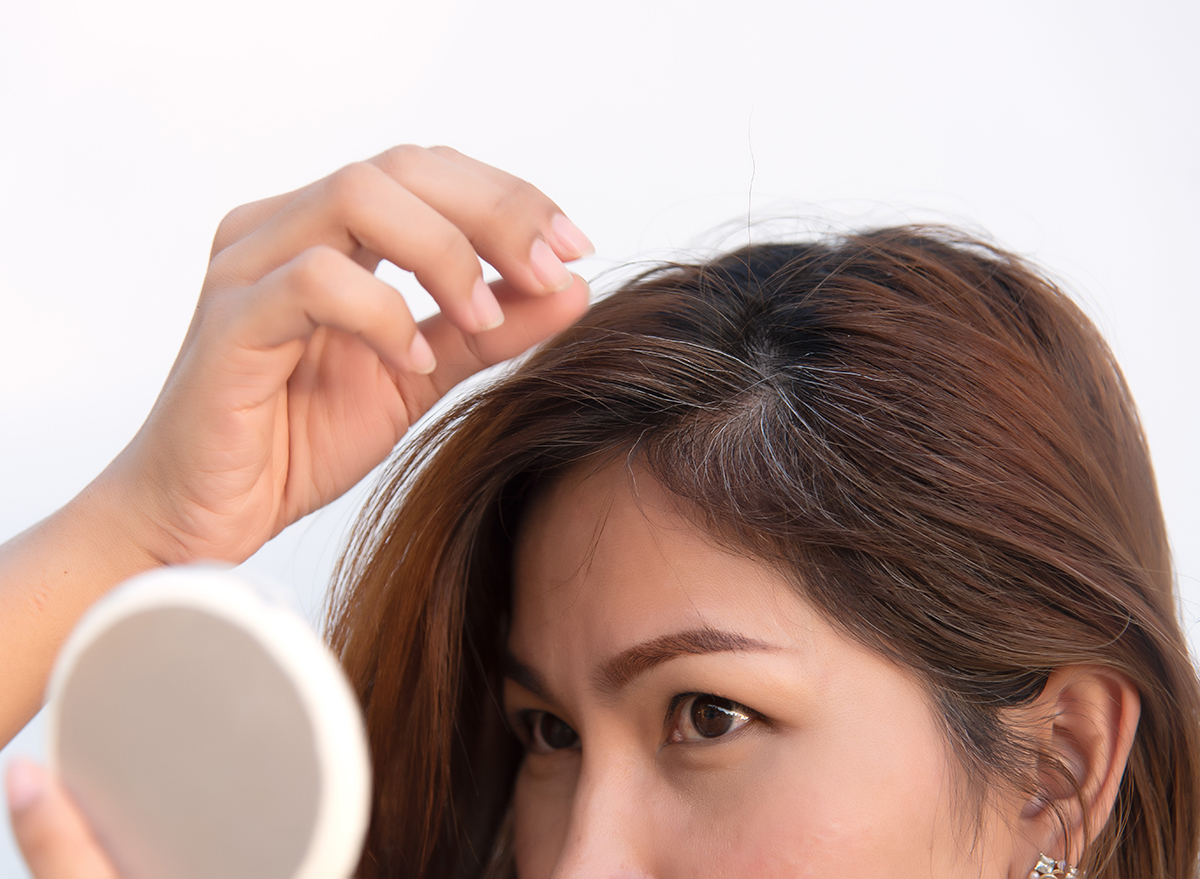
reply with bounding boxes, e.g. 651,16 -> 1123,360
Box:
550,745 -> 655,879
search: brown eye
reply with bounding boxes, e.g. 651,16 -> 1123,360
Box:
671,694 -> 754,742
524,711 -> 580,753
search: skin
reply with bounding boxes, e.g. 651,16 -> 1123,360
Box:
0,146 -> 592,744
2,148 -> 1142,878
2,146 -> 592,877
5,458 -> 1143,879
508,460 -> 1038,879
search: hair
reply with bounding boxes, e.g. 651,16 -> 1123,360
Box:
326,226 -> 1200,879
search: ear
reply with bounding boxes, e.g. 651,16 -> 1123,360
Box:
1015,665 -> 1141,866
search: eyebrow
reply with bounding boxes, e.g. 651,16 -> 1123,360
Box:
595,628 -> 777,695
504,628 -> 777,704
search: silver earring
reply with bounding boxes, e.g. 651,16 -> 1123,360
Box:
1029,852 -> 1084,879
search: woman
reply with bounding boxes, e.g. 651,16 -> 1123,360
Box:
3,147 -> 1197,878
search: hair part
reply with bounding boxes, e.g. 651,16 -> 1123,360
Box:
327,226 -> 1200,879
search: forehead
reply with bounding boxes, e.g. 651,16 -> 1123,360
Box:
509,459 -> 818,659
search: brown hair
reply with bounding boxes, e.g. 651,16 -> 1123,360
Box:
327,226 -> 1200,878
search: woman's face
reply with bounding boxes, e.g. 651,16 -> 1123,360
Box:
506,461 -> 1027,878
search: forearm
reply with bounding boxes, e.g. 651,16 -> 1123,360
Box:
0,472 -> 161,746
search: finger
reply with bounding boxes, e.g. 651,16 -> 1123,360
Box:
7,760 -> 120,879
225,245 -> 438,376
425,146 -> 595,256
373,145 -> 594,295
210,187 -> 307,258
211,162 -> 503,335
213,188 -> 385,276
413,146 -> 597,262
418,274 -> 591,403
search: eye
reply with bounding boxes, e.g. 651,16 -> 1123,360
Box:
517,710 -> 580,754
667,694 -> 756,743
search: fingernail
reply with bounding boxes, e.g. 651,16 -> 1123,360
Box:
529,238 -> 574,293
472,278 -> 505,331
408,331 -> 437,375
6,759 -> 45,813
550,213 -> 595,259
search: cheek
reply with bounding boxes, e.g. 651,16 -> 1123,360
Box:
660,727 -> 965,879
718,739 -> 956,878
512,758 -> 577,879
509,729 -> 979,879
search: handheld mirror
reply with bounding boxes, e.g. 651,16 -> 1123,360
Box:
44,566 -> 371,879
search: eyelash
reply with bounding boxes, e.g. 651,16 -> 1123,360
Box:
665,693 -> 758,743
517,710 -> 580,754
513,693 -> 760,754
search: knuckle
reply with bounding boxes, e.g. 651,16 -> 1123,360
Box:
427,144 -> 460,160
377,143 -> 426,175
286,245 -> 344,296
323,162 -> 381,217
486,176 -> 540,220
426,226 -> 475,267
212,203 -> 256,251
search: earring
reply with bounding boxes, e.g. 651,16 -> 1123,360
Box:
1029,853 -> 1084,878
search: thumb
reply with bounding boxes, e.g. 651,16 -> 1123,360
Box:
7,759 -> 120,879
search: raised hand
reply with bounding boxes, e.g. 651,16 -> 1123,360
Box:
114,145 -> 592,563
0,146 -> 592,743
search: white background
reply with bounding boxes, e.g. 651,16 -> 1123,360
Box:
1,0 -> 1196,874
